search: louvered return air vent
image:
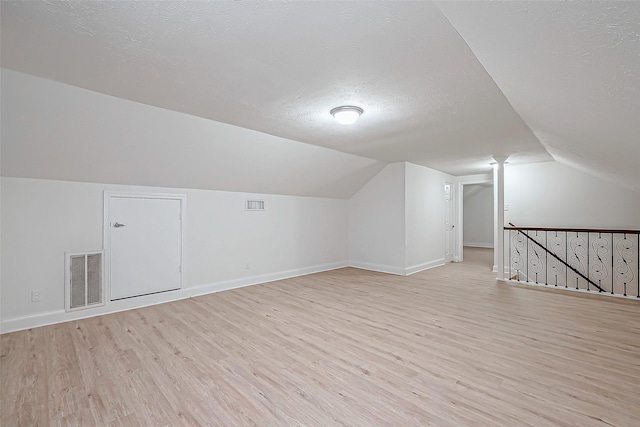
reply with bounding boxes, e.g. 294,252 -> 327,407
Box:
65,251 -> 105,312
246,200 -> 265,211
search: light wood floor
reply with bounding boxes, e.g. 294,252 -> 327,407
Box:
2,248 -> 639,426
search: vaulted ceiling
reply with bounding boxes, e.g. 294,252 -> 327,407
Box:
1,1 -> 638,192
436,0 -> 640,191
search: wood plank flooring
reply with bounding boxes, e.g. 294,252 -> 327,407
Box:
2,248 -> 639,426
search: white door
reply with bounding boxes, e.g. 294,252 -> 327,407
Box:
444,183 -> 454,262
108,195 -> 183,300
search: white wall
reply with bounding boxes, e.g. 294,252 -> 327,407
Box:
463,185 -> 493,247
405,162 -> 451,272
1,177 -> 348,332
505,162 -> 640,229
349,162 -> 451,275
348,163 -> 406,274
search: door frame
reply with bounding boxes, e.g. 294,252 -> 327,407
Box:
103,192 -> 187,303
444,182 -> 455,263
454,175 -> 493,263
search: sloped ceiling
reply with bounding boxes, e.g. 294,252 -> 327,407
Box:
436,1 -> 640,192
463,183 -> 492,202
0,0 -> 550,187
2,1 -> 637,194
1,69 -> 385,198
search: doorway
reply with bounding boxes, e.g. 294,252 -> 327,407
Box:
462,184 -> 493,248
104,193 -> 185,300
454,178 -> 493,264
462,184 -> 494,269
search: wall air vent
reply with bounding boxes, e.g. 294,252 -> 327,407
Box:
65,251 -> 105,312
246,200 -> 265,211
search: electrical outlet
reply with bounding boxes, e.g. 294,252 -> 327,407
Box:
31,290 -> 42,302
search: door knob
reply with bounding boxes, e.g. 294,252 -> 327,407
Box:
113,222 -> 126,228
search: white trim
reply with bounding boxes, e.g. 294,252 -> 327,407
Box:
444,181 -> 454,263
405,258 -> 445,275
1,261 -> 348,334
349,261 -> 406,276
505,279 -> 640,301
463,242 -> 494,248
455,173 -> 494,184
103,191 -> 187,303
349,259 -> 445,276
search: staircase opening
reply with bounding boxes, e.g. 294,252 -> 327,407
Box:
504,224 -> 639,299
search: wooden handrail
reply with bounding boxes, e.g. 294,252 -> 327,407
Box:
504,225 -> 640,235
506,223 -> 606,292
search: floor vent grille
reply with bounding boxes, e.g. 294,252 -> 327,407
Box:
66,251 -> 105,311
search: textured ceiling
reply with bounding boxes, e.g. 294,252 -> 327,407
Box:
437,0 -> 640,192
2,69 -> 385,198
0,0 -> 552,179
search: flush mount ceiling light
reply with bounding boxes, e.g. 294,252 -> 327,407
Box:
330,105 -> 364,125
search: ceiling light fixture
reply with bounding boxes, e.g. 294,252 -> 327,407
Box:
330,105 -> 364,125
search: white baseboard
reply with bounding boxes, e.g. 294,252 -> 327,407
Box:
464,242 -> 494,249
349,261 -> 406,276
1,261 -> 348,334
505,279 -> 640,301
405,258 -> 445,275
349,258 -> 445,276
